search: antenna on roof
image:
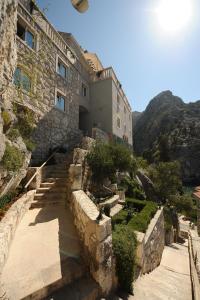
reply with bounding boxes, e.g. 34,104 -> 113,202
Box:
71,0 -> 89,13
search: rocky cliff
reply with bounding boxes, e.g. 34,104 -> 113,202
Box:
133,91 -> 200,184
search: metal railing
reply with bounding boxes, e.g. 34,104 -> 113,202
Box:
24,150 -> 58,190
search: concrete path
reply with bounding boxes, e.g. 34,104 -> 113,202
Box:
1,206 -> 82,300
131,243 -> 192,300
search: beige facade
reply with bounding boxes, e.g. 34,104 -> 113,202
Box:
89,67 -> 133,146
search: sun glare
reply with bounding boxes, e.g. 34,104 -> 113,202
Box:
156,0 -> 193,33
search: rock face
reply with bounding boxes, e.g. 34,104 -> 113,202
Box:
133,91 -> 200,184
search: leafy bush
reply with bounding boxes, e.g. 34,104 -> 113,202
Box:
112,199 -> 158,233
12,103 -> 36,152
7,128 -> 20,141
148,161 -> 182,203
163,206 -> 178,232
87,142 -> 133,184
2,143 -> 24,172
23,139 -> 36,151
2,110 -> 11,132
113,225 -> 137,293
0,193 -> 15,209
120,177 -> 146,200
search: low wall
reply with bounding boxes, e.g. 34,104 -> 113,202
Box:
0,190 -> 35,272
188,232 -> 200,300
70,190 -> 113,296
0,190 -> 35,299
136,208 -> 165,274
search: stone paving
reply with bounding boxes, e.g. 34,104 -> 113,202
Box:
1,206 -> 82,300
130,242 -> 192,300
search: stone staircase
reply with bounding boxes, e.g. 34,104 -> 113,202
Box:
1,155 -> 100,300
31,163 -> 68,209
132,243 -> 192,300
100,195 -> 123,217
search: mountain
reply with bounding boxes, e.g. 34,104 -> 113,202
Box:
133,91 -> 200,184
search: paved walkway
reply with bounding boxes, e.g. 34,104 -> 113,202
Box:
131,242 -> 192,300
1,206 -> 82,300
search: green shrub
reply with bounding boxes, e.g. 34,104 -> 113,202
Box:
2,110 -> 11,132
112,199 -> 158,233
87,142 -> 133,184
2,143 -> 24,172
86,142 -> 115,183
0,193 -> 16,209
128,201 -> 157,232
112,210 -> 128,228
7,128 -> 20,141
120,177 -> 145,200
23,139 -> 36,151
113,225 -> 137,293
163,206 -> 178,232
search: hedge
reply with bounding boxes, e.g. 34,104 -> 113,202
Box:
112,225 -> 137,294
112,198 -> 158,233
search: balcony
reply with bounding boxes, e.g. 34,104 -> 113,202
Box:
92,67 -> 132,111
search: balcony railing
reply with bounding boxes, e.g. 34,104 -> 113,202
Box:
92,67 -> 132,111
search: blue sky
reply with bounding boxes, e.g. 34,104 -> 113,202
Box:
37,0 -> 200,111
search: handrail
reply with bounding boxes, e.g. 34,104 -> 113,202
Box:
188,231 -> 200,300
24,150 -> 58,190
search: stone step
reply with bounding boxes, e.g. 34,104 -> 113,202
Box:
48,173 -> 67,178
34,193 -> 66,201
37,187 -> 67,193
40,181 -> 67,188
30,200 -> 66,209
110,204 -> 123,217
99,195 -> 119,209
45,276 -> 100,300
44,178 -> 67,183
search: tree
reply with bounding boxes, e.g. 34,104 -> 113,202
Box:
148,161 -> 182,203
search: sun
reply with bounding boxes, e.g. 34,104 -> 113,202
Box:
156,0 -> 193,32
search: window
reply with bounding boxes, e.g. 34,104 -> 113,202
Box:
13,67 -> 31,92
82,84 -> 87,97
57,60 -> 68,79
17,21 -> 35,49
124,124 -> 127,133
117,95 -> 120,112
117,117 -> 121,128
124,106 -> 127,114
55,94 -> 65,111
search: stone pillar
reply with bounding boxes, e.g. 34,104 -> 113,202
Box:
68,164 -> 83,191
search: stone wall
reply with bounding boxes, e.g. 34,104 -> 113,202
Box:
0,0 -> 33,195
70,190 -> 113,296
136,208 -> 165,274
0,190 -> 35,298
0,0 -> 17,94
16,1 -> 86,164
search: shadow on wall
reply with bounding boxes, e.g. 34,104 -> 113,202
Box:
29,105 -> 82,166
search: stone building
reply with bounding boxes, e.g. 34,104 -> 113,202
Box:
15,0 -> 133,165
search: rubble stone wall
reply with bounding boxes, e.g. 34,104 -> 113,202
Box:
136,208 -> 165,274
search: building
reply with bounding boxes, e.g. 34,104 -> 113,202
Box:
15,0 -> 133,164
